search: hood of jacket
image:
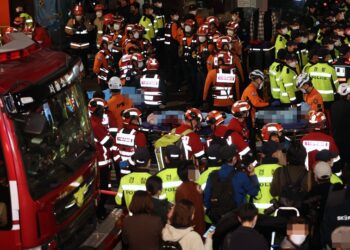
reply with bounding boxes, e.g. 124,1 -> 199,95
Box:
162,224 -> 194,242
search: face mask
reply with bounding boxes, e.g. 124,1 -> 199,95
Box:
328,45 -> 334,50
198,36 -> 206,43
133,32 -> 140,39
96,11 -> 103,18
185,25 -> 192,33
173,15 -> 179,21
232,16 -> 238,22
108,43 -> 113,50
289,235 -> 307,246
289,61 -> 297,68
335,40 -> 342,46
155,3 -> 162,8
114,24 -> 120,30
291,26 -> 300,30
281,28 -> 288,35
138,62 -> 144,68
189,10 -> 197,15
302,37 -> 308,44
227,30 -> 234,36
76,16 -> 82,21
337,31 -> 345,37
148,9 -> 154,15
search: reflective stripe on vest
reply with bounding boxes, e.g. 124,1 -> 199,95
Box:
213,69 -> 235,100
140,75 -> 162,105
116,129 -> 136,161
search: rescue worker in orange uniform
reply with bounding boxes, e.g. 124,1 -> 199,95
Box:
93,4 -> 104,48
296,72 -> 325,113
203,51 -> 236,110
122,52 -> 145,87
241,69 -> 269,124
205,16 -> 221,45
110,16 -> 126,74
107,77 -> 134,129
93,35 -> 115,89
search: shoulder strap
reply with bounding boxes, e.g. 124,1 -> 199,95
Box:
283,166 -> 293,185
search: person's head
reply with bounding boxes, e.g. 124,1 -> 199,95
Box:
285,53 -> 298,68
73,4 -> 84,21
226,21 -> 239,37
130,2 -> 140,15
308,48 -> 319,64
262,141 -> 287,166
323,36 -> 335,51
231,100 -> 250,122
177,161 -> 193,182
143,3 -> 154,16
240,154 -> 258,170
261,123 -> 284,143
94,4 -> 104,18
314,161 -> 332,183
308,111 -> 327,130
206,110 -> 226,131
146,175 -> 163,197
129,190 -> 154,215
164,145 -> 182,167
249,69 -> 265,89
296,73 -> 313,94
119,0 -> 128,7
289,19 -> 300,31
277,22 -> 288,35
332,226 -> 350,250
130,147 -> 151,169
286,142 -> 306,166
188,4 -> 197,16
184,18 -> 195,35
16,5 -> 24,14
337,83 -> 350,102
318,47 -> 332,63
88,97 -> 107,118
170,9 -> 179,21
216,51 -> 233,70
237,203 -> 258,228
286,217 -> 309,246
170,199 -> 195,228
122,107 -> 142,127
153,0 -> 163,8
220,144 -> 237,166
315,149 -> 338,168
206,143 -> 223,167
287,40 -> 298,53
108,76 -> 122,93
307,2 -> 316,14
184,108 -> 203,130
335,9 -> 345,22
276,48 -> 287,62
230,9 -> 241,22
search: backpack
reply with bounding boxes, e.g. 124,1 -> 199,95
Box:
209,129 -> 233,147
207,170 -> 236,224
154,128 -> 192,169
159,241 -> 182,250
279,167 -> 307,208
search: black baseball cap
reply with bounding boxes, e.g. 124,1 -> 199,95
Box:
132,147 -> 151,166
261,141 -> 280,156
315,149 -> 338,162
206,144 -> 222,162
220,144 -> 237,161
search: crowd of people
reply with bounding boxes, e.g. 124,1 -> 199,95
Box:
5,0 -> 350,249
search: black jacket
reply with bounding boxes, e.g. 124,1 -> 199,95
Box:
223,226 -> 269,250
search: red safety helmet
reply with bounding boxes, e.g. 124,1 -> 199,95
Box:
215,51 -> 233,66
103,13 -> 115,26
88,97 -> 107,114
115,15 -> 125,25
13,17 -> 25,26
231,100 -> 251,117
205,16 -> 219,28
125,24 -> 135,33
134,23 -> 144,33
122,108 -> 142,125
261,123 -> 284,142
146,58 -> 159,71
94,4 -> 104,12
308,111 -> 326,129
206,110 -> 226,126
184,19 -> 196,33
73,4 -> 84,16
5,27 -> 16,34
197,24 -> 209,36
216,36 -> 232,50
99,35 -> 113,47
226,21 -> 239,31
184,108 -> 203,122
131,52 -> 144,62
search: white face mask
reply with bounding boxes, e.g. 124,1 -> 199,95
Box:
75,16 -> 82,21
155,3 -> 162,8
133,32 -> 140,39
281,28 -> 288,35
302,37 -> 308,44
335,40 -> 342,46
328,45 -> 334,50
185,25 -> 192,33
96,11 -> 103,18
232,15 -> 238,22
289,235 -> 307,246
114,24 -> 120,31
189,10 -> 197,15
138,62 -> 144,68
148,9 -> 154,15
227,30 -> 234,36
108,43 -> 113,50
291,26 -> 299,30
198,36 -> 206,43
173,15 -> 179,21
289,61 -> 297,68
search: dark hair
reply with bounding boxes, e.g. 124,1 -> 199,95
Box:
146,175 -> 163,196
177,161 -> 192,182
237,203 -> 258,223
171,199 -> 195,228
287,142 -> 306,166
130,2 -> 140,9
129,190 -> 154,215
93,90 -> 105,99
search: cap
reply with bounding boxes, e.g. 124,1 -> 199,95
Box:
285,53 -> 298,61
331,226 -> 350,248
261,141 -> 280,156
314,161 -> 332,180
132,147 -> 151,166
315,149 -> 338,162
277,49 -> 287,60
287,40 -> 297,47
241,154 -> 258,168
220,144 -> 237,161
164,145 -> 181,160
317,48 -> 330,58
206,144 -> 222,162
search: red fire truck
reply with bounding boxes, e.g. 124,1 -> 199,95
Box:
0,32 -> 112,249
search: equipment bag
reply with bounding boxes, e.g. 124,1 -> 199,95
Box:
159,240 -> 182,250
154,128 -> 192,170
207,170 -> 236,224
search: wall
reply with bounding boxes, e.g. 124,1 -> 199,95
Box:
0,0 -> 10,28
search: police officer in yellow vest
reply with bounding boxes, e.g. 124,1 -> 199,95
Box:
275,22 -> 289,57
156,145 -> 183,203
308,48 -> 339,105
269,49 -> 287,101
15,5 -> 33,28
277,53 -> 299,105
139,3 -> 155,42
115,147 -> 152,210
253,141 -> 283,214
153,0 -> 165,43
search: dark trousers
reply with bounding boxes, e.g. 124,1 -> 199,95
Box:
97,165 -> 111,217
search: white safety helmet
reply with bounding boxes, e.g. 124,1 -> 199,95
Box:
108,76 -> 122,90
296,72 -> 311,89
337,83 -> 350,96
249,69 -> 265,81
